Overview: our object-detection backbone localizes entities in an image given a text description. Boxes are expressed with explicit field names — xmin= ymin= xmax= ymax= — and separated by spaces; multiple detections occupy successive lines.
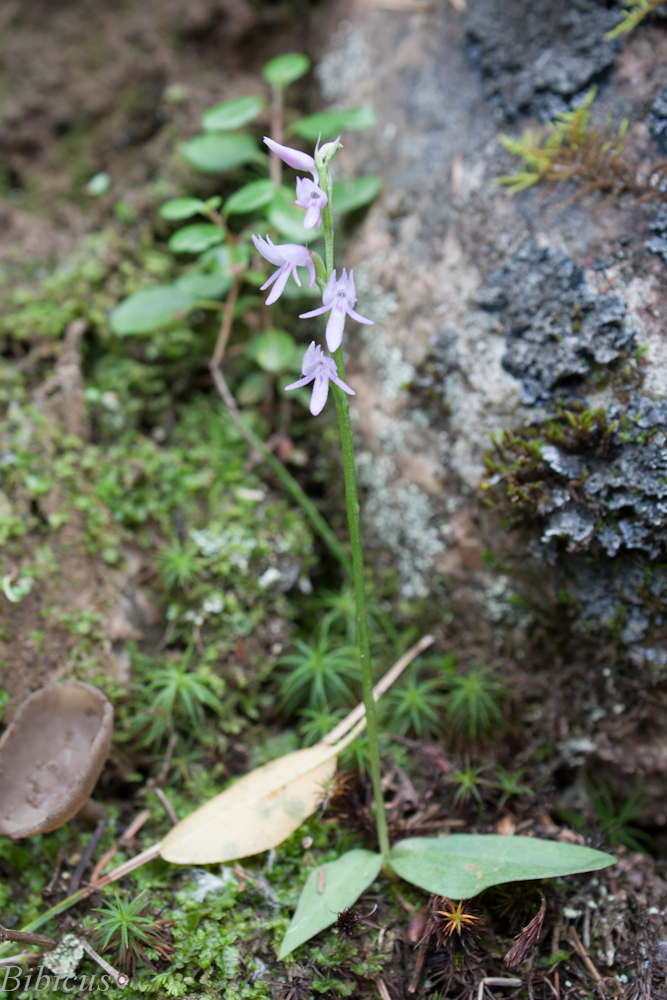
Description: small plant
xmin=492 ymin=766 xmax=535 ymax=807
xmin=91 ymin=891 xmax=174 ymax=977
xmin=587 ymin=778 xmax=656 ymax=852
xmin=446 ymin=664 xmax=505 ymax=742
xmin=133 ymin=645 xmax=225 ymax=745
xmin=279 ymin=623 xmax=360 ymax=714
xmin=386 ymin=667 xmax=447 ymax=739
xmin=156 ymin=539 xmax=201 ymax=590
xmin=497 ymin=87 xmax=667 ymax=204
xmin=450 ymin=762 xmax=487 ymax=807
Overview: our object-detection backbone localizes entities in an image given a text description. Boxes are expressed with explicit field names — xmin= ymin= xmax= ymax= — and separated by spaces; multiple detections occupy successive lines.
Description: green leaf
xmin=278 ymin=849 xmax=383 ymax=959
xmin=265 ymin=186 xmax=319 ymax=244
xmin=253 ymin=330 xmax=296 ymax=373
xmin=168 ymin=224 xmax=224 ymax=254
xmin=389 ymin=835 xmax=616 ymax=899
xmin=237 ymin=371 xmax=268 ymax=406
xmin=202 ymin=96 xmax=265 ymax=132
xmin=290 ymin=106 xmax=376 ymax=142
xmin=175 ymin=272 xmax=234 ymax=300
xmin=159 ymin=198 xmax=208 ymax=220
xmin=109 ymin=285 xmax=193 ymax=335
xmin=262 ymin=53 xmax=311 ymax=88
xmin=224 ymin=179 xmax=275 ymax=216
xmin=180 ymin=133 xmax=263 ymax=174
xmin=332 ymin=175 xmax=382 ymax=214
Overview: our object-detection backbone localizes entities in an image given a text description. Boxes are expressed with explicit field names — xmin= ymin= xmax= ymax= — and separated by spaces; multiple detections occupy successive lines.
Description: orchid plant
xmin=5 ymin=55 xmax=617 ymax=967
xmin=232 ymin=133 xmax=615 ymax=957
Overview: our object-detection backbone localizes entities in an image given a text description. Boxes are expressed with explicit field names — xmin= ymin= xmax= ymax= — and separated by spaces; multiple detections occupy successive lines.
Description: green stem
xmin=317 ymin=157 xmax=391 ymax=862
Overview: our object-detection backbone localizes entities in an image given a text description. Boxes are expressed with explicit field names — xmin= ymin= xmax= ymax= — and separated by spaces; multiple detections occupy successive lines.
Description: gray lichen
xmin=477 ymin=240 xmax=636 ymax=404
xmin=463 ymin=0 xmax=620 ymax=121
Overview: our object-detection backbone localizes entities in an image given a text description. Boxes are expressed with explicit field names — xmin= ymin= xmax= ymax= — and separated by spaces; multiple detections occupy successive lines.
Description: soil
xmin=2 ymin=0 xmax=667 ymax=996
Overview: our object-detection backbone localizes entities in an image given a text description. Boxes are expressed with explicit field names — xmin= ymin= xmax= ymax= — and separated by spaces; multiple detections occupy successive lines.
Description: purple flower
xmin=299 ymin=268 xmax=373 ymax=352
xmin=295 ymin=176 xmax=328 ymax=232
xmin=285 ymin=341 xmax=355 ymax=416
xmin=264 ymin=137 xmax=317 ymax=180
xmin=252 ymin=234 xmax=317 ymax=305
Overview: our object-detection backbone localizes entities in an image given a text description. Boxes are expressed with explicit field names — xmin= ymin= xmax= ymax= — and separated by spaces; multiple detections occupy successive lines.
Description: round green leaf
xmin=224 ymin=179 xmax=275 ymax=216
xmin=168 ymin=224 xmax=224 ymax=254
xmin=110 ymin=285 xmax=192 ymax=335
xmin=180 ymin=133 xmax=263 ymax=174
xmin=278 ymin=850 xmax=382 ymax=959
xmin=175 ymin=271 xmax=234 ymax=300
xmin=202 ymin=96 xmax=265 ymax=132
xmin=390 ymin=835 xmax=616 ymax=900
xmin=290 ymin=106 xmax=376 ymax=142
xmin=237 ymin=371 xmax=268 ymax=406
xmin=159 ymin=198 xmax=208 ymax=220
xmin=332 ymin=175 xmax=382 ymax=214
xmin=253 ymin=329 xmax=296 ymax=373
xmin=265 ymin=186 xmax=319 ymax=244
xmin=262 ymin=53 xmax=311 ymax=88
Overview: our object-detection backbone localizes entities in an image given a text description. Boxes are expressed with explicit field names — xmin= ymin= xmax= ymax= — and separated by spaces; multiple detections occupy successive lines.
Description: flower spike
xmin=285 ymin=341 xmax=355 ymax=416
xmin=251 ymin=234 xmax=317 ymax=305
xmin=299 ymin=269 xmax=373 ymax=352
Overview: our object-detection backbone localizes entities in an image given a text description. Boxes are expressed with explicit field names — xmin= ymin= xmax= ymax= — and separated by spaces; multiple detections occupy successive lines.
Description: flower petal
xmin=346 ymin=306 xmax=374 ymax=326
xmin=284 ymin=373 xmax=315 ymax=391
xmin=299 ymin=303 xmax=331 ymax=320
xmin=264 ymin=265 xmax=291 ymax=305
xmin=264 ymin=137 xmax=315 ymax=173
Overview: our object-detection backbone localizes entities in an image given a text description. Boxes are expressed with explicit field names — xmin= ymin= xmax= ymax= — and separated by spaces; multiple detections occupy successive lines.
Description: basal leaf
xmin=278 ymin=849 xmax=383 ymax=960
xmin=180 ymin=133 xmax=263 ymax=174
xmin=265 ymin=186 xmax=319 ymax=244
xmin=159 ymin=743 xmax=338 ymax=864
xmin=262 ymin=53 xmax=311 ymax=88
xmin=332 ymin=175 xmax=382 ymax=214
xmin=109 ymin=285 xmax=192 ymax=335
xmin=159 ymin=198 xmax=208 ymax=220
xmin=202 ymin=96 xmax=265 ymax=132
xmin=289 ymin=106 xmax=376 ymax=143
xmin=168 ymin=223 xmax=224 ymax=254
xmin=389 ymin=835 xmax=616 ymax=899
xmin=224 ymin=179 xmax=275 ymax=216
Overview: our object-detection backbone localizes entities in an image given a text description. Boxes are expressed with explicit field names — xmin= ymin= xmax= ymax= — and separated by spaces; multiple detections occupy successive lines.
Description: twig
xmin=0 ymin=927 xmax=56 ymax=949
xmin=80 ymin=939 xmax=128 ymax=989
xmin=89 ymin=808 xmax=152 ymax=883
xmin=323 ymin=634 xmax=435 ymax=745
xmin=376 ymin=978 xmax=392 ymax=1000
xmin=477 ymin=978 xmax=523 ymax=1000
xmin=67 ymin=818 xmax=108 ymax=896
xmin=151 ymin=787 xmax=178 ymax=826
xmin=569 ymin=926 xmax=608 ymax=997
xmin=0 ymin=952 xmax=42 ymax=967
xmin=211 ymin=276 xmax=242 ymax=371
